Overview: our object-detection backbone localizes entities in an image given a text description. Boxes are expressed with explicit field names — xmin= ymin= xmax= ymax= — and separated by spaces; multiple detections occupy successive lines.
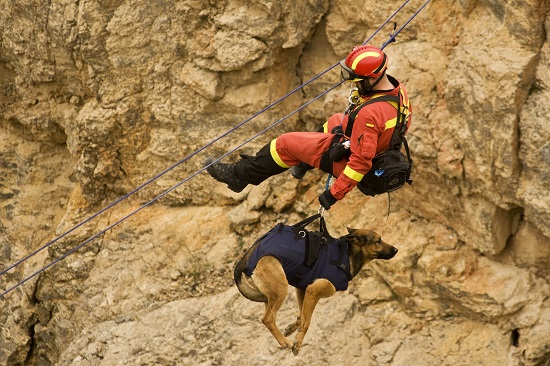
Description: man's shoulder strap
xmin=345 ymin=95 xmax=400 ymax=137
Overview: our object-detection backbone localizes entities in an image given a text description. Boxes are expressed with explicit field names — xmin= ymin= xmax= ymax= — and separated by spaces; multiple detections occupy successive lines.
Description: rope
xmin=0 ymin=0 xmax=429 ymax=299
xmin=0 ymin=69 xmax=336 ymax=278
xmin=0 ymin=82 xmax=344 ymax=299
xmin=0 ymin=1 xmax=410 ymax=280
xmin=318 ymin=173 xmax=333 ymax=218
xmin=381 ymin=0 xmax=432 ymax=49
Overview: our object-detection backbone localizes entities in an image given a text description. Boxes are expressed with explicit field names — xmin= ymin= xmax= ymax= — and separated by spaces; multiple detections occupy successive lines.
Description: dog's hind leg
xmin=284 ymin=289 xmax=305 ymax=337
xmin=292 ymin=279 xmax=336 ymax=356
xmin=253 ymin=256 xmax=293 ymax=349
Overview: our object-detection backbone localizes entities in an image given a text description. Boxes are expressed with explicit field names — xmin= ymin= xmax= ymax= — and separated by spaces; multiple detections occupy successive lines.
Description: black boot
xmin=204 ymin=158 xmax=248 ymax=193
xmin=290 ymin=162 xmax=313 ymax=179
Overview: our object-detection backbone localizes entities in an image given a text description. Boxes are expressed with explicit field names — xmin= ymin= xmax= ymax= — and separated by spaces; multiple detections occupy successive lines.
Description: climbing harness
xmin=319 ymin=0 xmax=432 ymax=203
xmin=351 ymin=92 xmax=412 ymax=196
xmin=0 ymin=0 xmax=431 ymax=299
xmin=318 ymin=92 xmax=412 ymax=190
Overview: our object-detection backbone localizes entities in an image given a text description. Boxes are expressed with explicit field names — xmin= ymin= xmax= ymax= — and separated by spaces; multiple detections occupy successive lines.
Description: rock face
xmin=0 ymin=1 xmax=549 ymax=365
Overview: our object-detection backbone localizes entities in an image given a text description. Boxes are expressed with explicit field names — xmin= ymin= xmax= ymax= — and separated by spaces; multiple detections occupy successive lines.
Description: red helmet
xmin=340 ymin=45 xmax=388 ymax=81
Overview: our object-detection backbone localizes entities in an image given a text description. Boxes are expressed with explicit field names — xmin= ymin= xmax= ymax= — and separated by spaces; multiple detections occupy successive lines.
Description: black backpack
xmin=343 ymin=93 xmax=413 ymax=197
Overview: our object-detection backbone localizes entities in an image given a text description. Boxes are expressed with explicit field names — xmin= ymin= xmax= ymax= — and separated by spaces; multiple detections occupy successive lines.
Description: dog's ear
xmin=345 ymin=228 xmax=362 ymax=246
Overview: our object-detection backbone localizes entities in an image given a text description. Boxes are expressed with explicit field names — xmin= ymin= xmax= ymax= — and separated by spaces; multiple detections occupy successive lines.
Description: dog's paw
xmin=291 ymin=340 xmax=301 ymax=356
xmin=284 ymin=323 xmax=299 ymax=337
xmin=280 ymin=338 xmax=293 ymax=349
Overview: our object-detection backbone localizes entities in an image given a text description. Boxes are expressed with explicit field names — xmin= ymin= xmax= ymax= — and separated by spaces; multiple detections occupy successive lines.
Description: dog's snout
xmin=379 ymin=245 xmax=398 ymax=260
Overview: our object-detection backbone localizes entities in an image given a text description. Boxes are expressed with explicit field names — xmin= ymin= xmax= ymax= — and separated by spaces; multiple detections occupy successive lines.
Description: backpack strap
xmin=344 ymin=95 xmax=400 ymax=138
xmin=345 ymin=90 xmax=414 ymax=156
xmin=388 ymin=88 xmax=411 ymax=151
xmin=389 ymin=89 xmax=413 ymax=173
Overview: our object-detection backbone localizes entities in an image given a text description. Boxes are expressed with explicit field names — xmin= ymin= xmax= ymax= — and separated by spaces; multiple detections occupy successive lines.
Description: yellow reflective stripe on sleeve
xmin=385 ymin=117 xmax=397 ymax=130
xmin=270 ymin=139 xmax=291 ymax=168
xmin=323 ymin=121 xmax=329 ymax=133
xmin=343 ymin=165 xmax=364 ymax=182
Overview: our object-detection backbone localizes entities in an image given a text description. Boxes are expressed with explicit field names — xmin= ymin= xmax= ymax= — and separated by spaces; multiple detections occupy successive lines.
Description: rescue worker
xmin=205 ymin=45 xmax=412 ymax=210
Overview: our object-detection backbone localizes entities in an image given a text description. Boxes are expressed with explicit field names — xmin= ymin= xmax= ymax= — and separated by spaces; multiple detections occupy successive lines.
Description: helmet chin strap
xmin=357 ymin=73 xmax=385 ymax=96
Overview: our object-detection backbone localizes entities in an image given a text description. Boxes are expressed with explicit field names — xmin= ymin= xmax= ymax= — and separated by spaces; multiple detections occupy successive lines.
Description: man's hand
xmin=318 ymin=190 xmax=337 ymax=210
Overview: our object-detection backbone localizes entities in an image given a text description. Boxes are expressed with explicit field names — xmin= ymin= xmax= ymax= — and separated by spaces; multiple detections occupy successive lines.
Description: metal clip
xmin=345 ymin=87 xmax=360 ymax=114
xmin=388 ymin=22 xmax=397 ymax=44
xmin=348 ymin=87 xmax=360 ymax=105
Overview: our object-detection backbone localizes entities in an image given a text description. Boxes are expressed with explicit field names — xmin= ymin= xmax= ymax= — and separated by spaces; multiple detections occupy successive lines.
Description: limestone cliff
xmin=1 ymin=0 xmax=549 ymax=365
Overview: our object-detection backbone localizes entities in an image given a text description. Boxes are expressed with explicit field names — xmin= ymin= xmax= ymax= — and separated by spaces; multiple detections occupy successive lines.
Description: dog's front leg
xmin=292 ymin=279 xmax=336 ymax=356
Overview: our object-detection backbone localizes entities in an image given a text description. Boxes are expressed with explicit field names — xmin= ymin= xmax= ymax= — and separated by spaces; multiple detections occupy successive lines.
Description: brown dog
xmin=234 ymin=227 xmax=398 ymax=355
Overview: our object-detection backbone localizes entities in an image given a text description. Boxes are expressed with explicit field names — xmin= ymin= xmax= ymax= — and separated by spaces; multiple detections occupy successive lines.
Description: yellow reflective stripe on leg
xmin=270 ymin=139 xmax=291 ymax=168
xmin=343 ymin=165 xmax=364 ymax=182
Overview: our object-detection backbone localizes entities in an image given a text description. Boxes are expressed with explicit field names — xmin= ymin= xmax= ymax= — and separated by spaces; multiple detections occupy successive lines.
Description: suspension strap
xmin=344 ymin=95 xmax=400 ymax=138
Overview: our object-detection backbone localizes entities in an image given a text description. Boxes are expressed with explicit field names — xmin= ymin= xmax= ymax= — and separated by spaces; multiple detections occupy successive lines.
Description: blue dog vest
xmin=244 ymin=224 xmax=351 ymax=291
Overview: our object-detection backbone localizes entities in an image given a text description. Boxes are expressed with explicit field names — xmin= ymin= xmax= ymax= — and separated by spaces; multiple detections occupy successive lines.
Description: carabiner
xmin=318 ymin=205 xmax=325 ymax=218
xmin=348 ymin=87 xmax=360 ymax=106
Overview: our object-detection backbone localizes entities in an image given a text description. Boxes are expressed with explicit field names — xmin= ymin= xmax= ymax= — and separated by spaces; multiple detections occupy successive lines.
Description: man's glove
xmin=318 ymin=190 xmax=338 ymax=210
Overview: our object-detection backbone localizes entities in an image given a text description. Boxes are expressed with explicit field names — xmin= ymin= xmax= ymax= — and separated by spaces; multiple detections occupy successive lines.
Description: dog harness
xmin=243 ymin=220 xmax=351 ymax=292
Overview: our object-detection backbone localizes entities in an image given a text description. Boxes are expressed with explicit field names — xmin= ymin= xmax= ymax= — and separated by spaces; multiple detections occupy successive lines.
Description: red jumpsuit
xmin=271 ymin=80 xmax=411 ymax=201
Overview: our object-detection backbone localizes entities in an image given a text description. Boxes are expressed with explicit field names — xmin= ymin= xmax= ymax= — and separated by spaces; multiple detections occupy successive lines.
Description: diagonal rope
xmin=0 ymin=81 xmax=344 ymax=299
xmin=381 ymin=0 xmax=432 ymax=49
xmin=0 ymin=0 xmax=411 ymax=279
xmin=1 ymin=0 xmax=434 ymax=299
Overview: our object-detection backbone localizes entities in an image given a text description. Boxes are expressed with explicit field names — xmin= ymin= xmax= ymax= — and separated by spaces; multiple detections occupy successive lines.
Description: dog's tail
xmin=234 ymin=238 xmax=268 ymax=303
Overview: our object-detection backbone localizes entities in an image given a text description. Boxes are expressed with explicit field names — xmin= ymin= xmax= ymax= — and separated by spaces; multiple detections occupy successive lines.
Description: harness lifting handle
xmin=318 ymin=205 xmax=326 ymax=218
